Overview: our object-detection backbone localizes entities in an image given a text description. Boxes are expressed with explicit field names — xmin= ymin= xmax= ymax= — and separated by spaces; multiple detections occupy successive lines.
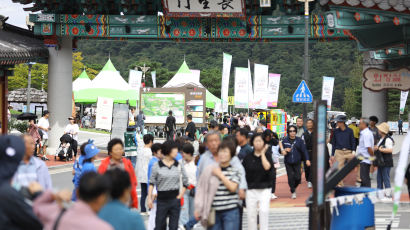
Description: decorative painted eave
xmin=320 ymin=0 xmax=410 ymax=14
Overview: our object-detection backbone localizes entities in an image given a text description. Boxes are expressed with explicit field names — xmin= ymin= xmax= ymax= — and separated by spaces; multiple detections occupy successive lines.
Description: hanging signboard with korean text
xmin=228 ymin=96 xmax=234 ymax=106
xmin=234 ymin=67 xmax=249 ymax=109
xmin=162 ymin=0 xmax=246 ymax=17
xmin=129 ymin=70 xmax=142 ymax=91
xmin=400 ymin=91 xmax=408 ymax=115
xmin=321 ymin=76 xmax=334 ymax=110
xmin=267 ymin=73 xmax=281 ymax=108
xmin=363 ymin=68 xmax=410 ymax=92
xmin=221 ymin=53 xmax=232 ymax=112
xmin=253 ymin=64 xmax=269 ymax=110
xmin=96 ymin=97 xmax=114 ymax=131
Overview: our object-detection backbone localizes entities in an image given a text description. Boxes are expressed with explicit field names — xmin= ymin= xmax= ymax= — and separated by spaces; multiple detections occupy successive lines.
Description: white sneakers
xmin=291 ymin=193 xmax=297 ymax=199
xmin=307 ymin=182 xmax=312 ymax=188
xmin=271 ymin=193 xmax=278 ymax=200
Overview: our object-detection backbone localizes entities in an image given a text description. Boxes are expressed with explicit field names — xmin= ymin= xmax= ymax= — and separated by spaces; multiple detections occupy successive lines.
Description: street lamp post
xmin=137 ymin=63 xmax=150 ymax=85
xmin=26 ymin=62 xmax=36 ymax=113
xmin=299 ymin=0 xmax=313 ymax=123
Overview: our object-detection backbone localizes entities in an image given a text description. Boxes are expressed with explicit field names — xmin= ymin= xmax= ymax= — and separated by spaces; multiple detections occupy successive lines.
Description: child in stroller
xmin=55 ymin=134 xmax=73 ymax=161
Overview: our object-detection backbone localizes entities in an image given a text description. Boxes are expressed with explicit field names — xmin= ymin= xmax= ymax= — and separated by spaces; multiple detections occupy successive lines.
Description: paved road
xmin=49 ymin=133 xmax=410 ymax=229
xmin=78 ymin=131 xmax=111 ymax=150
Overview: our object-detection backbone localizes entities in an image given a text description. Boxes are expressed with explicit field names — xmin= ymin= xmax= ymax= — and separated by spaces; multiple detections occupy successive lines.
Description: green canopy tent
xmin=74 ymin=59 xmax=138 ymax=106
xmin=206 ymin=90 xmax=221 ymax=109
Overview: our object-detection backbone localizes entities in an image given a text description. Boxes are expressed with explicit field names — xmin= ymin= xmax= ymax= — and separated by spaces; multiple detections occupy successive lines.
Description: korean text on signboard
xmin=163 ymin=0 xmax=245 ymax=17
xmin=363 ymin=68 xmax=410 ymax=92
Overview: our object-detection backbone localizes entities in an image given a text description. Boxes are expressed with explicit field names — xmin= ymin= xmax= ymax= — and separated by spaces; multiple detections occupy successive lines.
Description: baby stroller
xmin=55 ymin=134 xmax=73 ymax=161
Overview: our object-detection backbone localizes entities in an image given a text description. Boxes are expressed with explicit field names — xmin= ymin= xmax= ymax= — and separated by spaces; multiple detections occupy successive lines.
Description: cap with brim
xmin=351 ymin=117 xmax=357 ymax=123
xmin=0 ymin=136 xmax=25 ymax=182
xmin=84 ymin=142 xmax=100 ymax=160
xmin=68 ymin=117 xmax=74 ymax=120
xmin=376 ymin=122 xmax=390 ymax=134
xmin=336 ymin=115 xmax=347 ymax=123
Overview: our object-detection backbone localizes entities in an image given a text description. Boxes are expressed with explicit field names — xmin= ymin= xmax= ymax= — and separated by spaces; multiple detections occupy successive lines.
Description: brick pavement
xmin=271 ymin=167 xmax=409 ymax=209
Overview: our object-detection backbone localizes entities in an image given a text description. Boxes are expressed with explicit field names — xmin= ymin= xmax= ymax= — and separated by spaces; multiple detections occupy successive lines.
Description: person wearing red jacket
xmin=98 ymin=138 xmax=138 ymax=209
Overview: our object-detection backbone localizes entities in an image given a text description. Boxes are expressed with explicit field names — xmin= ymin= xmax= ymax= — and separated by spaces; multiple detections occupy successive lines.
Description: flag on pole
xmin=221 ymin=53 xmax=232 ymax=112
xmin=388 ymin=133 xmax=410 ymax=229
xmin=247 ymin=60 xmax=254 ymax=109
xmin=128 ymin=70 xmax=142 ymax=90
xmin=321 ymin=76 xmax=335 ymax=110
xmin=400 ymin=91 xmax=408 ymax=114
xmin=151 ymin=71 xmax=157 ymax=88
xmin=253 ymin=64 xmax=269 ymax=110
xmin=234 ymin=67 xmax=249 ymax=109
xmin=267 ymin=73 xmax=281 ymax=107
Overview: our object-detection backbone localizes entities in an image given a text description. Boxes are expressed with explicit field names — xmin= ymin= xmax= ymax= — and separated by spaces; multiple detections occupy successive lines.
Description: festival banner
xmin=151 ymin=71 xmax=157 ymax=88
xmin=389 ymin=132 xmax=410 ymax=228
xmin=267 ymin=73 xmax=281 ymax=107
xmin=248 ymin=60 xmax=254 ymax=109
xmin=234 ymin=67 xmax=249 ymax=108
xmin=253 ymin=64 xmax=269 ymax=110
xmin=400 ymin=91 xmax=408 ymax=114
xmin=96 ymin=97 xmax=114 ymax=131
xmin=221 ymin=53 xmax=232 ymax=112
xmin=321 ymin=76 xmax=335 ymax=110
xmin=128 ymin=69 xmax=142 ymax=90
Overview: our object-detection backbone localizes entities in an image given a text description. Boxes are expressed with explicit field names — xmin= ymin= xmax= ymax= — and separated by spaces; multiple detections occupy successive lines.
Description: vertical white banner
xmin=129 ymin=70 xmax=142 ymax=90
xmin=234 ymin=67 xmax=249 ymax=108
xmin=267 ymin=73 xmax=281 ymax=107
xmin=151 ymin=71 xmax=157 ymax=88
xmin=400 ymin=91 xmax=408 ymax=114
xmin=253 ymin=64 xmax=269 ymax=110
xmin=221 ymin=53 xmax=232 ymax=112
xmin=321 ymin=76 xmax=335 ymax=110
xmin=96 ymin=97 xmax=114 ymax=131
xmin=248 ymin=60 xmax=254 ymax=109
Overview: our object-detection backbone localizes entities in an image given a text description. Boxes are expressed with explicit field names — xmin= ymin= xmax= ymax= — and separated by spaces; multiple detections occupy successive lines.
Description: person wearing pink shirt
xmin=33 ymin=172 xmax=113 ymax=230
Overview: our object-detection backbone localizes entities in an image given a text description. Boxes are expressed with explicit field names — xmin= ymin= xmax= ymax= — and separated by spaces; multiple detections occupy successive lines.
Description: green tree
xmin=8 ymin=52 xmax=98 ymax=91
xmin=343 ymin=54 xmax=362 ymax=118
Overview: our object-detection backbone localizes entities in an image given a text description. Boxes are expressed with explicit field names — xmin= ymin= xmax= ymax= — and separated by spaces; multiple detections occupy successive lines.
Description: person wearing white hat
xmin=374 ymin=122 xmax=394 ymax=198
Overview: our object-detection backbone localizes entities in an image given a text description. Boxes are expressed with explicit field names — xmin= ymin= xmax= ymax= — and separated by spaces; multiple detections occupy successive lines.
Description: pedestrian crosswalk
xmin=136 ymin=209 xmax=406 ymax=230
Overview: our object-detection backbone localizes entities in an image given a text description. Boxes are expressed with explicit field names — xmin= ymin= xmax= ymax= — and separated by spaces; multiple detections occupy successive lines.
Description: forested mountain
xmin=77 ymin=40 xmax=371 ymax=117
xmin=9 ymin=39 xmax=406 ymax=120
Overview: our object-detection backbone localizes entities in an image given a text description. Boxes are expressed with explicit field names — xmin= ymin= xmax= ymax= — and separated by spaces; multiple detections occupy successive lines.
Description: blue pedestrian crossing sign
xmin=292 ymin=80 xmax=313 ymax=103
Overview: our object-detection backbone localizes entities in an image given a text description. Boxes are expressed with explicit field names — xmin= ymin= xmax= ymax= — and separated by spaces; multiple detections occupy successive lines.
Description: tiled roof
xmin=0 ymin=23 xmax=48 ymax=65
xmin=8 ymin=88 xmax=47 ymax=103
xmin=321 ymin=0 xmax=410 ymax=13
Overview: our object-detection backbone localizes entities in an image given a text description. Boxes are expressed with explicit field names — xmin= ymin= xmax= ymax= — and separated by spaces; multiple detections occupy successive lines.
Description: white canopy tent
xmin=162 ymin=61 xmax=221 ymax=109
xmin=72 ymin=70 xmax=92 ymax=92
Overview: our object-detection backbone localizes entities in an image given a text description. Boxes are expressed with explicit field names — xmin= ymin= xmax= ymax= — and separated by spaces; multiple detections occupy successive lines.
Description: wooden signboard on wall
xmin=363 ymin=68 xmax=410 ymax=92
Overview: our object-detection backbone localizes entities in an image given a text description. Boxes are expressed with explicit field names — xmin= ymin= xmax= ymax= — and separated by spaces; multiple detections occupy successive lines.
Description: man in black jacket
xmin=303 ymin=119 xmax=314 ymax=188
xmin=185 ymin=115 xmax=196 ymax=141
xmin=165 ymin=110 xmax=176 ymax=141
xmin=0 ymin=135 xmax=43 ymax=230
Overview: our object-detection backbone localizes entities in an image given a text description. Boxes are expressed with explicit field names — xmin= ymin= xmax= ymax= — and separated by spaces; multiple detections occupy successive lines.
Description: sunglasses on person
xmin=289 ymin=129 xmax=297 ymax=133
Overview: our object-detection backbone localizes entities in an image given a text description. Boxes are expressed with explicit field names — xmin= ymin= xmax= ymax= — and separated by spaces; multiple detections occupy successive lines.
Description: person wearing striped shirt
xmin=210 ymin=140 xmax=241 ymax=230
xmin=148 ymin=140 xmax=188 ymax=230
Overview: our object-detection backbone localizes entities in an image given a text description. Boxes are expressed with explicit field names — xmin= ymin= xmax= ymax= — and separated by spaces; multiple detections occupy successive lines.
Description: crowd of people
xmin=1 ymin=109 xmax=410 ymax=230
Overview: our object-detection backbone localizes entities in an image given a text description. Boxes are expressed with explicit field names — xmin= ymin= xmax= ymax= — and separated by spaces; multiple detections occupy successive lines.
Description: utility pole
xmin=299 ymin=0 xmax=313 ymax=123
xmin=26 ymin=62 xmax=35 ymax=113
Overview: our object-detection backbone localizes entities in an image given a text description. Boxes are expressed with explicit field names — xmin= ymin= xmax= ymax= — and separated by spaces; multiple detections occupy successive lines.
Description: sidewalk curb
xmin=48 ymin=159 xmax=103 ymax=170
xmin=47 ymin=150 xmax=107 ymax=170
